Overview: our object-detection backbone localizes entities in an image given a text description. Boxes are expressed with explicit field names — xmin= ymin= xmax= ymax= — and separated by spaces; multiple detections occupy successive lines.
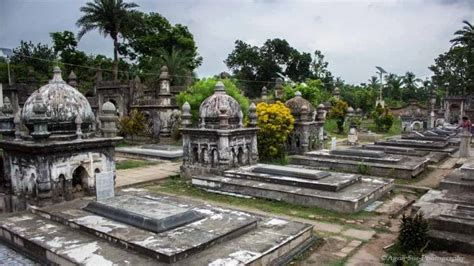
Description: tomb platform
xmin=362 ymin=144 xmax=449 ymax=165
xmin=192 ymin=164 xmax=394 ymax=213
xmin=413 ymin=189 xmax=474 ymax=254
xmin=0 ymin=192 xmax=315 ymax=265
xmin=290 ymin=149 xmax=428 ymax=178
xmin=439 ymin=161 xmax=474 ymax=192
xmin=374 ymin=138 xmax=458 ymax=153
xmin=116 ymin=145 xmax=182 ymax=160
xmin=402 ymin=131 xmax=450 ymax=142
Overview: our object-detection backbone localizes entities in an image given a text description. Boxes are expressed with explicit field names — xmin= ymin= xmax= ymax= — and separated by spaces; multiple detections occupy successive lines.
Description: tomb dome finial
xmin=285 ymin=91 xmax=315 ymax=116
xmin=199 ymin=81 xmax=242 ymax=129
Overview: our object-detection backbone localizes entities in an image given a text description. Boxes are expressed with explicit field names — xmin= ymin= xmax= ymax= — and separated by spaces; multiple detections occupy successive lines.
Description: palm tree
xmin=385 ymin=74 xmax=403 ymax=101
xmin=368 ymin=76 xmax=379 ymax=89
xmin=76 ymin=0 xmax=138 ymax=80
xmin=451 ymin=21 xmax=474 ymax=86
xmin=451 ymin=20 xmax=474 ymax=47
xmin=402 ymin=72 xmax=421 ymax=102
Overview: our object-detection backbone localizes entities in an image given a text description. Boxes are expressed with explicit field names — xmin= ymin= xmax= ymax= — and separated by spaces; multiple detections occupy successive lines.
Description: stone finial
xmin=134 ymin=75 xmax=141 ymax=84
xmin=218 ymin=105 xmax=229 ymax=129
xmin=27 ymin=68 xmax=36 ymax=84
xmin=75 ymin=115 xmax=83 ymax=139
xmin=295 ymin=91 xmax=302 ymax=97
xmin=220 ymin=71 xmax=231 ymax=79
xmin=238 ymin=110 xmax=244 ymax=128
xmin=2 ymin=97 xmax=13 ymax=115
xmin=249 ymin=102 xmax=257 ymax=127
xmin=99 ymin=101 xmax=118 ymax=138
xmin=14 ymin=109 xmax=21 ymax=141
xmin=30 ymin=95 xmax=51 ymax=140
xmin=274 ymin=78 xmax=284 ymax=101
xmin=159 ymin=65 xmax=170 ymax=80
xmin=50 ymin=66 xmax=64 ymax=83
xmin=214 ymin=81 xmax=226 ymax=93
xmin=95 ymin=68 xmax=103 ymax=82
xmin=261 ymin=86 xmax=268 ymax=101
xmin=181 ymin=102 xmax=192 ymax=128
xmin=317 ymin=103 xmax=326 ymax=121
xmin=347 ymin=106 xmax=355 ymax=117
xmin=68 ymin=70 xmax=78 ymax=87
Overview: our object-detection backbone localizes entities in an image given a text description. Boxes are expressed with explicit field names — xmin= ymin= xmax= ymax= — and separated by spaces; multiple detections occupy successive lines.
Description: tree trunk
xmin=113 ymin=36 xmax=119 ymax=81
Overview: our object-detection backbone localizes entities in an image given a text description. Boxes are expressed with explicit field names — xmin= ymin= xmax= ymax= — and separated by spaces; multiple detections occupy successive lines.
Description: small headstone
xmin=96 ymin=171 xmax=115 ymax=201
xmin=331 ymin=137 xmax=337 ymax=150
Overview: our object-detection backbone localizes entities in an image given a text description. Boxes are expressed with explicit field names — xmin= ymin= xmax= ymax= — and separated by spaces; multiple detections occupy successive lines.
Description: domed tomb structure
xmin=285 ymin=91 xmax=326 ymax=154
xmin=0 ymin=67 xmax=122 ymax=209
xmin=180 ymin=81 xmax=259 ymax=178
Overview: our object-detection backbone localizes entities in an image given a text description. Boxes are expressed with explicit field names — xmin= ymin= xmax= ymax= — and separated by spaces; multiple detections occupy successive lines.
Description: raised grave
xmin=362 ymin=144 xmax=448 ymax=165
xmin=0 ymin=192 xmax=315 ymax=265
xmin=116 ymin=145 xmax=182 ymax=160
xmin=290 ymin=149 xmax=428 ymax=178
xmin=374 ymin=138 xmax=457 ymax=153
xmin=84 ymin=195 xmax=204 ymax=234
xmin=192 ymin=164 xmax=394 ymax=213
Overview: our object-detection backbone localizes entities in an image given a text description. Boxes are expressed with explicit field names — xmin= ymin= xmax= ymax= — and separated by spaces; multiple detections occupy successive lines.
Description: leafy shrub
xmin=398 ymin=213 xmax=429 ymax=255
xmin=283 ymin=79 xmax=330 ymax=107
xmin=118 ymin=109 xmax=146 ymax=140
xmin=256 ymin=101 xmax=295 ymax=161
xmin=176 ymin=78 xmax=249 ymax=124
xmin=357 ymin=162 xmax=371 ymax=175
xmin=329 ymin=99 xmax=349 ymax=133
xmin=372 ymin=104 xmax=394 ymax=132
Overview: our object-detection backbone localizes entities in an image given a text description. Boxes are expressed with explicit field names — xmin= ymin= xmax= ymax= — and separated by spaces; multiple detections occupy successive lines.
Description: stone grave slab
xmin=17 ymin=193 xmax=315 ymax=265
xmin=251 ymin=164 xmax=330 ymax=179
xmin=225 ymin=165 xmax=360 ymax=192
xmin=116 ymin=145 xmax=182 ymax=160
xmin=330 ymin=149 xmax=386 ymax=158
xmin=193 ymin=167 xmax=394 ymax=213
xmin=84 ymin=195 xmax=204 ymax=234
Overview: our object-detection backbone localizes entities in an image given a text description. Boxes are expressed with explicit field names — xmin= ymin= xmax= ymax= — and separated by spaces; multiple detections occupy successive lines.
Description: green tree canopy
xmin=76 ymin=0 xmax=139 ymax=80
xmin=225 ymin=39 xmax=334 ymax=98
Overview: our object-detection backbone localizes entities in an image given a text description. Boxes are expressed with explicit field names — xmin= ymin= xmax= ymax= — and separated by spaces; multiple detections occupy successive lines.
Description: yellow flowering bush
xmin=256 ymin=101 xmax=295 ymax=161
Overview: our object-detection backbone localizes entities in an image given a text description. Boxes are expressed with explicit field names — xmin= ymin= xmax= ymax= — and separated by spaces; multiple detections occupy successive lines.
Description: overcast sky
xmin=1 ymin=0 xmax=473 ymax=84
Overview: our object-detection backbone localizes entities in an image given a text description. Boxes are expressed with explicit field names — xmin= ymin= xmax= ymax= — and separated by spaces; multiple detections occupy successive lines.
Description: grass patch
xmin=116 ymin=160 xmax=159 ymax=170
xmin=147 ymin=176 xmax=377 ymax=224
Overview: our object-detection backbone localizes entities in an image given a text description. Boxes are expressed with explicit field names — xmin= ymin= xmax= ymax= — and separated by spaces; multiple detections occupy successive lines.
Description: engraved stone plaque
xmin=96 ymin=171 xmax=115 ymax=201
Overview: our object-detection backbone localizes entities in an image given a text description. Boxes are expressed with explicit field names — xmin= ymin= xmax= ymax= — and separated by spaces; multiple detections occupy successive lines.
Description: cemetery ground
xmin=111 ymin=145 xmax=474 ymax=265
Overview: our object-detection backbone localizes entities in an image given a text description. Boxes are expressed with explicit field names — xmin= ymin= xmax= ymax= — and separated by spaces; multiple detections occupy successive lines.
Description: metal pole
xmin=7 ymin=59 xmax=11 ymax=85
xmin=379 ymin=71 xmax=383 ymax=101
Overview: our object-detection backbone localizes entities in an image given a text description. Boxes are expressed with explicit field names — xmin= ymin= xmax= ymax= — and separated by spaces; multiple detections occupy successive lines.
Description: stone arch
xmin=72 ymin=166 xmax=88 ymax=194
xmin=211 ymin=149 xmax=218 ymax=167
xmin=296 ymin=134 xmax=301 ymax=148
xmin=231 ymin=148 xmax=237 ymax=166
xmin=26 ymin=173 xmax=36 ymax=197
xmin=57 ymin=174 xmax=67 ymax=199
xmin=237 ymin=147 xmax=244 ymax=165
xmin=246 ymin=145 xmax=252 ymax=165
xmin=201 ymin=147 xmax=208 ymax=164
xmin=94 ymin=168 xmax=101 ymax=174
xmin=411 ymin=121 xmax=423 ymax=131
xmin=192 ymin=147 xmax=199 ymax=164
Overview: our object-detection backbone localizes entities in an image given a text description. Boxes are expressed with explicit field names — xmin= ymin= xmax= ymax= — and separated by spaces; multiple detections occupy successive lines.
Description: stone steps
xmin=0 ymin=194 xmax=316 ymax=265
xmin=224 ymin=169 xmax=360 ymax=192
xmin=192 ymin=174 xmax=393 ymax=213
xmin=428 ymin=230 xmax=474 ymax=254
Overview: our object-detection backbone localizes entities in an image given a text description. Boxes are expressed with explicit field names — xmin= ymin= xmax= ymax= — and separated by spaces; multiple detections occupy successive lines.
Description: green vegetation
xmin=176 ymin=78 xmax=249 ymax=124
xmin=148 ymin=176 xmax=375 ymax=225
xmin=256 ymin=101 xmax=294 ymax=161
xmin=383 ymin=213 xmax=429 ymax=265
xmin=116 ymin=159 xmax=158 ymax=170
xmin=329 ymin=99 xmax=349 ymax=134
xmin=118 ymin=109 xmax=146 ymax=140
xmin=357 ymin=162 xmax=372 ymax=175
xmin=372 ymin=104 xmax=395 ymax=132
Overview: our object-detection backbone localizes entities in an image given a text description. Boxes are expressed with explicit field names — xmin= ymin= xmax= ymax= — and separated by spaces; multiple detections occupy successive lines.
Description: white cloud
xmin=1 ymin=0 xmax=473 ymax=84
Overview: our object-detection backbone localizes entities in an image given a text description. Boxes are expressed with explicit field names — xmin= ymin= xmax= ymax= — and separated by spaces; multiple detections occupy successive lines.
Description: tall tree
xmin=123 ymin=12 xmax=202 ymax=81
xmin=401 ymin=71 xmax=421 ymax=102
xmin=9 ymin=41 xmax=56 ymax=82
xmin=76 ymin=0 xmax=138 ymax=80
xmin=384 ymin=73 xmax=403 ymax=101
